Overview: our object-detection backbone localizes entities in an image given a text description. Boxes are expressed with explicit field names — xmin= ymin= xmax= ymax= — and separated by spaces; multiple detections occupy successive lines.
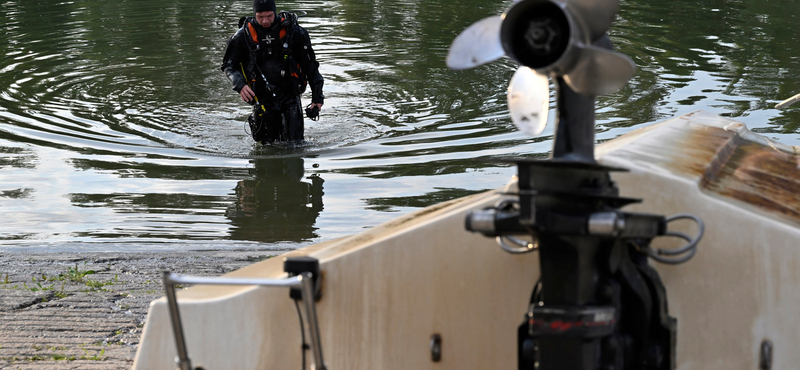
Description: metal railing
xmin=162 ymin=271 xmax=327 ymax=370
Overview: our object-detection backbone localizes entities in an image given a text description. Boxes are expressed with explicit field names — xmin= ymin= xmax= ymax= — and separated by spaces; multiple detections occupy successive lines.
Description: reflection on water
xmin=228 ymin=158 xmax=324 ymax=242
xmin=0 ymin=0 xmax=799 ymax=250
xmin=609 ymin=0 xmax=800 ymax=135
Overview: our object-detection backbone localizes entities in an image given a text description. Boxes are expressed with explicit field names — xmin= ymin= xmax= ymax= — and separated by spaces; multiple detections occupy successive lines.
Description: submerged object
xmin=775 ymin=92 xmax=800 ymax=109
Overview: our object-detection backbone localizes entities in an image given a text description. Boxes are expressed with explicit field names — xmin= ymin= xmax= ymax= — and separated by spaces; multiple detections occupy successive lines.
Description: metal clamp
xmin=163 ymin=272 xmax=327 ymax=370
xmin=643 ymin=213 xmax=704 ymax=265
xmin=492 ymin=199 xmax=539 ymax=254
xmin=496 ymin=235 xmax=539 ymax=254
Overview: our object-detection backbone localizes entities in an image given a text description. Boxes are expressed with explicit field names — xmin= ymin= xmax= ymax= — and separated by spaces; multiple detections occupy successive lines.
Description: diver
xmin=221 ymin=0 xmax=324 ymax=144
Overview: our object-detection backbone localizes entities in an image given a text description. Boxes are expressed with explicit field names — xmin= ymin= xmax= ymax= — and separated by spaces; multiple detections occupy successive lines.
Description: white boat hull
xmin=133 ymin=111 xmax=800 ymax=369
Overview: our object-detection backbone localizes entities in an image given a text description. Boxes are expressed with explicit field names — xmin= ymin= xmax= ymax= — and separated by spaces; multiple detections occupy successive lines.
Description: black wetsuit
xmin=221 ymin=15 xmax=324 ymax=143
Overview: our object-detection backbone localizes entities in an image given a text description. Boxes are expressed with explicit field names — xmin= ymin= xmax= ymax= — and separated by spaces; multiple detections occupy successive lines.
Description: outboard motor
xmin=448 ymin=1 xmax=703 ymax=369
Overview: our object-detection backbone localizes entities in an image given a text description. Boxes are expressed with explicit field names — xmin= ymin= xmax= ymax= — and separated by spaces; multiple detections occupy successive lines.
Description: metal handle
xmin=162 ymin=272 xmax=327 ymax=370
xmin=163 ymin=272 xmax=193 ymax=370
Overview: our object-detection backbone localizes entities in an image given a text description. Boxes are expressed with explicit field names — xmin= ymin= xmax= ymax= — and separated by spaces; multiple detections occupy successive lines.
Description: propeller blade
xmin=566 ymin=0 xmax=619 ymax=41
xmin=507 ymin=66 xmax=550 ymax=136
xmin=446 ymin=15 xmax=505 ymax=70
xmin=563 ymin=44 xmax=635 ymax=96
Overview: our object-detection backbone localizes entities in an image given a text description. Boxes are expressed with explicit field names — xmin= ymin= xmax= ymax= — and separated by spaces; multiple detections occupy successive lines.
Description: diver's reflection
xmin=227 ymin=157 xmax=324 ymax=242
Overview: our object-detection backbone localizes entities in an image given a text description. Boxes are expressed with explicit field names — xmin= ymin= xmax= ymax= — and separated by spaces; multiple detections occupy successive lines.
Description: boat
xmin=131 ymin=109 xmax=800 ymax=370
xmin=132 ymin=0 xmax=800 ymax=369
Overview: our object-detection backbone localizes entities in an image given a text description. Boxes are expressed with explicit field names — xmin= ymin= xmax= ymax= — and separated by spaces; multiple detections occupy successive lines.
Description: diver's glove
xmin=305 ymin=104 xmax=320 ymax=121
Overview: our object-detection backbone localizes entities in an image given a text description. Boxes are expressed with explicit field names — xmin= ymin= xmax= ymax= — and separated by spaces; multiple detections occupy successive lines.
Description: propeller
xmin=446 ymin=0 xmax=635 ymax=136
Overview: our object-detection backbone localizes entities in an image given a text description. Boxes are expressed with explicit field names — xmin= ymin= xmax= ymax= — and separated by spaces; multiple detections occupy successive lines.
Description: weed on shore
xmin=0 ymin=345 xmax=107 ymax=363
xmin=0 ymin=263 xmax=119 ymax=298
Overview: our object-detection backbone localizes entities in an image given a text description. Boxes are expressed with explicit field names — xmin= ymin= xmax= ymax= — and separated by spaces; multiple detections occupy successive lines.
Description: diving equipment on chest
xmin=248 ymin=24 xmax=284 ymax=57
xmin=239 ymin=13 xmax=309 ymax=96
xmin=241 ymin=16 xmax=292 ymax=56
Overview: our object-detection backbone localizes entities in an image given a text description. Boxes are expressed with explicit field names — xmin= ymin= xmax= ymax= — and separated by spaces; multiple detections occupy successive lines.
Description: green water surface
xmin=0 ymin=0 xmax=798 ymax=250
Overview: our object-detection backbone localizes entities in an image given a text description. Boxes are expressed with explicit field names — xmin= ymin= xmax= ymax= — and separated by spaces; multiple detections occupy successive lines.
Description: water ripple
xmin=1 ymin=0 xmax=799 ymax=250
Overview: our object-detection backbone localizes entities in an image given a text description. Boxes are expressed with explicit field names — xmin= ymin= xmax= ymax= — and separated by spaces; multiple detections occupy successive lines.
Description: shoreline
xmin=0 ymin=249 xmax=287 ymax=370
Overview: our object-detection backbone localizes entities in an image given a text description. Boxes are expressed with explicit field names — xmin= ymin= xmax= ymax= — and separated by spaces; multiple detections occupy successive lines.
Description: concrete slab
xmin=0 ymin=249 xmax=289 ymax=369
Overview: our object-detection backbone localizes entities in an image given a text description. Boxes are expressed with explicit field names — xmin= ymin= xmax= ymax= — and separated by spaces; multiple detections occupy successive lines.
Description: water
xmin=1 ymin=0 xmax=798 ymax=251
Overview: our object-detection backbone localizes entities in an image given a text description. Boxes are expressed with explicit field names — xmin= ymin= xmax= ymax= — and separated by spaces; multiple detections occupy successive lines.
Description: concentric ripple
xmin=0 ymin=0 xmax=798 ymax=250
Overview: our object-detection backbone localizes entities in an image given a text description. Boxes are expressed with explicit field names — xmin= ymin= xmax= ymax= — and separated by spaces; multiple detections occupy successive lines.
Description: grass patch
xmin=13 ymin=263 xmax=120 ymax=295
xmin=16 ymin=353 xmax=76 ymax=362
xmin=243 ymin=254 xmax=272 ymax=262
xmin=0 ymin=356 xmax=19 ymax=363
xmin=51 ymin=353 xmax=76 ymax=361
xmin=80 ymin=348 xmax=105 ymax=361
xmin=20 ymin=280 xmax=68 ymax=299
xmin=59 ymin=263 xmax=96 ymax=283
xmin=4 ymin=263 xmax=114 ymax=298
xmin=84 ymin=274 xmax=118 ymax=292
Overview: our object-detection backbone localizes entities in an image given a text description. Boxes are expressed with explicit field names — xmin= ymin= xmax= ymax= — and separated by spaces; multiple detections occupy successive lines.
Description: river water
xmin=1 ymin=0 xmax=798 ymax=251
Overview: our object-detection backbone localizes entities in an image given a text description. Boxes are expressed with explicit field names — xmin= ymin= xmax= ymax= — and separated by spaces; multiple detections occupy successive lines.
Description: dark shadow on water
xmin=364 ymin=187 xmax=488 ymax=212
xmin=226 ymin=157 xmax=324 ymax=243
